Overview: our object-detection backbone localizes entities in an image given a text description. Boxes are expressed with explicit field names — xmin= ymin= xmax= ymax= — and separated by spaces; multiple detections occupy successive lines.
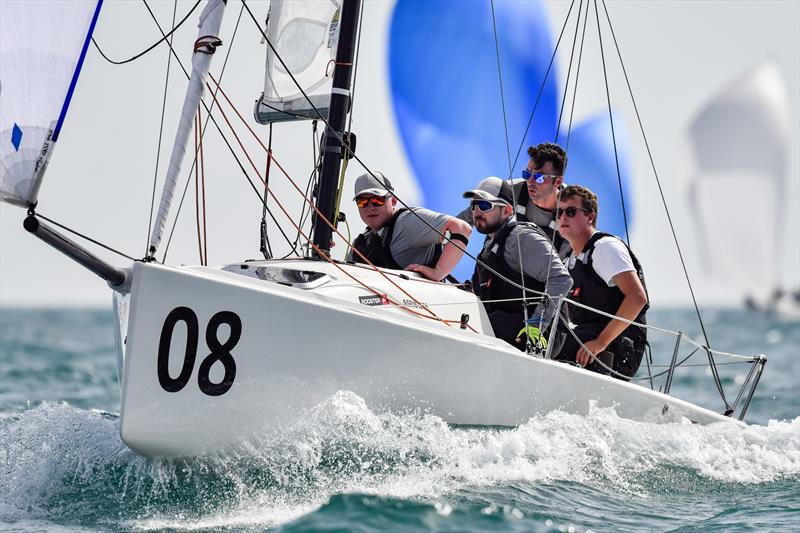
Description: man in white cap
xmin=464 ymin=179 xmax=572 ymax=350
xmin=348 ymin=171 xmax=472 ymax=281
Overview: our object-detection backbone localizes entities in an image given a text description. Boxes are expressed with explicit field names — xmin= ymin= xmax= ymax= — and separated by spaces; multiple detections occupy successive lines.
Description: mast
xmin=311 ymin=0 xmax=362 ymax=257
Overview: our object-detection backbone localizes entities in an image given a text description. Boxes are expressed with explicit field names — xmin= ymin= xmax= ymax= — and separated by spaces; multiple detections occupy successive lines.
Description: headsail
xmin=148 ymin=0 xmax=226 ymax=257
xmin=0 ymin=0 xmax=103 ymax=207
xmin=254 ymin=0 xmax=341 ymax=124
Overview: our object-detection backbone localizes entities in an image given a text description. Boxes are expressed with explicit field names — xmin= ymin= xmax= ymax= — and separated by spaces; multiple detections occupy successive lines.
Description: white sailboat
xmin=1 ymin=0 xmax=768 ymax=457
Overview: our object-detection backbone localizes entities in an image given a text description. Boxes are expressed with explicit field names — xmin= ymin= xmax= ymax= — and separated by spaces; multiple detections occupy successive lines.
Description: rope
xmin=508 ymin=0 xmax=578 ymax=179
xmin=554 ymin=0 xmax=584 ymax=144
xmin=598 ymin=0 xmax=728 ymax=410
xmin=145 ymin=0 xmax=178 ymax=256
xmin=194 ymin=111 xmax=204 ymax=264
xmin=564 ymin=0 xmax=590 ymax=153
xmin=91 ymin=0 xmax=203 ymax=66
xmin=34 ymin=212 xmax=136 ymax=262
xmin=491 ymin=0 xmax=533 ymax=348
xmin=593 ymin=0 xmax=630 ymax=247
xmin=260 ymin=123 xmax=274 ymax=260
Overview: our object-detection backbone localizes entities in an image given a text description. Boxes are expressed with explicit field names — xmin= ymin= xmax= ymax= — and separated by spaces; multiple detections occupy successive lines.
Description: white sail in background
xmin=254 ymin=0 xmax=341 ymax=124
xmin=687 ymin=62 xmax=790 ymax=293
xmin=0 ymin=0 xmax=102 ymax=208
xmin=148 ymin=0 xmax=226 ymax=257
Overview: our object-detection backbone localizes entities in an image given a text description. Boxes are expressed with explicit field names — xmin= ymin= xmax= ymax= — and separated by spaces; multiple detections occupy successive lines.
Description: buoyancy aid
xmin=566 ymin=232 xmax=648 ymax=341
xmin=501 ymin=181 xmax=568 ymax=254
xmin=351 ymin=208 xmax=442 ymax=270
xmin=473 ymin=221 xmax=546 ymax=315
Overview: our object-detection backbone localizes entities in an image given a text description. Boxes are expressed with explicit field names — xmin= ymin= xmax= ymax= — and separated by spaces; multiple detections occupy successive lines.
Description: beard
xmin=475 ymin=215 xmax=506 ymax=235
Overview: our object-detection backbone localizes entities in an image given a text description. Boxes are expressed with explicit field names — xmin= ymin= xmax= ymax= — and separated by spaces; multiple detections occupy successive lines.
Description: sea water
xmin=1 ymin=308 xmax=798 ymax=532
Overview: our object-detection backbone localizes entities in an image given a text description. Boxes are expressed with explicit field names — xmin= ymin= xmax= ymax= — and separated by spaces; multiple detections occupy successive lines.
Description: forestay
xmin=0 ymin=0 xmax=102 ymax=207
xmin=254 ymin=0 xmax=341 ymax=124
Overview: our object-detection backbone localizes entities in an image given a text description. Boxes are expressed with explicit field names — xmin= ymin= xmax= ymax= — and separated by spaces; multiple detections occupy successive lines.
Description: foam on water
xmin=1 ymin=392 xmax=797 ymax=530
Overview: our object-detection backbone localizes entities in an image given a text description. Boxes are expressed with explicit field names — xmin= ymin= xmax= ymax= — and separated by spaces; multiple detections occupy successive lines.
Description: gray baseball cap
xmin=462 ymin=176 xmax=510 ymax=204
xmin=353 ymin=171 xmax=394 ymax=199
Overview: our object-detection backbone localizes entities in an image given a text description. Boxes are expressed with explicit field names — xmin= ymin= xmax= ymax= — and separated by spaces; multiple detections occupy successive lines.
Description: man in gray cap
xmin=348 ymin=171 xmax=471 ymax=281
xmin=464 ymin=179 xmax=572 ymax=350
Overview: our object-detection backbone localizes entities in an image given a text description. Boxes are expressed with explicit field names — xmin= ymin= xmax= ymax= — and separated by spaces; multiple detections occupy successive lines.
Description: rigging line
xmin=145 ymin=0 xmax=178 ymax=257
xmin=554 ymin=0 xmax=584 ymax=144
xmin=260 ymin=123 xmax=274 ymax=260
xmin=194 ymin=111 xmax=204 ymax=263
xmin=593 ymin=0 xmax=630 ymax=247
xmin=564 ymin=0 xmax=590 ymax=153
xmin=490 ymin=0 xmax=513 ymax=177
xmin=491 ymin=0 xmax=532 ymax=347
xmin=598 ymin=0 xmax=724 ymax=405
xmin=237 ymin=0 xmax=562 ymax=303
xmin=91 ymin=0 xmax=203 ymax=66
xmin=199 ymin=106 xmax=209 ymax=265
xmin=346 ymin=0 xmax=365 ymax=134
xmin=34 ymin=212 xmax=136 ymax=262
xmin=508 ymin=0 xmax=577 ymax=177
xmin=156 ymin=1 xmax=264 ymax=261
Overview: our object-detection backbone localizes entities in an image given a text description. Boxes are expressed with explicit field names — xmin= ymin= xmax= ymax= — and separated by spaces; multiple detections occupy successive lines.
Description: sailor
xmin=457 ymin=142 xmax=571 ymax=256
xmin=349 ymin=171 xmax=472 ymax=281
xmin=554 ymin=185 xmax=649 ymax=380
xmin=465 ymin=180 xmax=572 ymax=350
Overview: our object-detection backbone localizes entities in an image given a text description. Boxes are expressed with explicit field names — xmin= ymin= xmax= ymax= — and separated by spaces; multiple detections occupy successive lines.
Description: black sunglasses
xmin=558 ymin=206 xmax=591 ymax=218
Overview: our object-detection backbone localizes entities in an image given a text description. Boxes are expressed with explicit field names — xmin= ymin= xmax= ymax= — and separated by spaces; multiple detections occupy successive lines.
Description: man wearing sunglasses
xmin=456 ymin=142 xmax=570 ymax=256
xmin=349 ymin=172 xmax=471 ymax=281
xmin=463 ymin=182 xmax=572 ymax=350
xmin=554 ymin=185 xmax=649 ymax=380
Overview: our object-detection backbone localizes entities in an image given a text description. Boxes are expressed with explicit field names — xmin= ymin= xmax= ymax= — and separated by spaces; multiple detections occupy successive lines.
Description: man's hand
xmin=516 ymin=325 xmax=548 ymax=349
xmin=576 ymin=338 xmax=608 ymax=367
xmin=405 ymin=264 xmax=443 ymax=281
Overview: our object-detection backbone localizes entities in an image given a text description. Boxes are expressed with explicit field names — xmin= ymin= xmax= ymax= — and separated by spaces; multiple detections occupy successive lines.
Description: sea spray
xmin=1 ymin=393 xmax=797 ymax=531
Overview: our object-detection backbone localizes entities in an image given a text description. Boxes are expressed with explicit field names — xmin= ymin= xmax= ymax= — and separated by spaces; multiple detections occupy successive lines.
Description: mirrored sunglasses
xmin=356 ymin=196 xmax=387 ymax=208
xmin=522 ymin=169 xmax=561 ymax=183
xmin=470 ymin=199 xmax=503 ymax=212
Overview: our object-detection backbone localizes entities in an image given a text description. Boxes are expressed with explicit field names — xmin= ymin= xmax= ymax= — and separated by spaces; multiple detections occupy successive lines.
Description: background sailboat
xmin=687 ymin=61 xmax=798 ymax=319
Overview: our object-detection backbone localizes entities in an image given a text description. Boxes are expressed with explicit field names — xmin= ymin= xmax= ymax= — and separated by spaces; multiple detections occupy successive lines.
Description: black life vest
xmin=473 ymin=221 xmax=546 ymax=315
xmin=501 ymin=180 xmax=568 ymax=255
xmin=351 ymin=208 xmax=442 ymax=270
xmin=566 ymin=232 xmax=648 ymax=340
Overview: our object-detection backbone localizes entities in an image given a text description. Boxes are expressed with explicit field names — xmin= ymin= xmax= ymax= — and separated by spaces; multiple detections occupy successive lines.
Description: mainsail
xmin=254 ymin=0 xmax=341 ymax=124
xmin=0 ymin=0 xmax=103 ymax=207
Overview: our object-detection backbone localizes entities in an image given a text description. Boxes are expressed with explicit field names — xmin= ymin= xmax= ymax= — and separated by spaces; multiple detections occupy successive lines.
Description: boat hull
xmin=119 ymin=261 xmax=734 ymax=457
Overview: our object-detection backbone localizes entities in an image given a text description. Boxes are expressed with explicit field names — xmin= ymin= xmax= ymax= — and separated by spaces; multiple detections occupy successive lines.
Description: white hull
xmin=119 ymin=260 xmax=734 ymax=457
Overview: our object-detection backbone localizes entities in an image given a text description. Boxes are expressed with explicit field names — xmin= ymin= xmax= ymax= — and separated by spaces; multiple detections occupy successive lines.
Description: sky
xmin=1 ymin=0 xmax=798 ymax=308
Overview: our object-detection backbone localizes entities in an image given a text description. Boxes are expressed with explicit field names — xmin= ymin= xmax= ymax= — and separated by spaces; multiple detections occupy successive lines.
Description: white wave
xmin=1 ymin=395 xmax=797 ymax=530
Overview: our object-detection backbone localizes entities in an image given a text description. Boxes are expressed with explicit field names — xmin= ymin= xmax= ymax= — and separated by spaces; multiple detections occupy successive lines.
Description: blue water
xmin=1 ymin=308 xmax=798 ymax=532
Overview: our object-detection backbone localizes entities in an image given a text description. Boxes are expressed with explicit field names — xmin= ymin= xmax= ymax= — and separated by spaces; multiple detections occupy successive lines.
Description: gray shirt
xmin=484 ymin=219 xmax=573 ymax=324
xmin=349 ymin=207 xmax=450 ymax=268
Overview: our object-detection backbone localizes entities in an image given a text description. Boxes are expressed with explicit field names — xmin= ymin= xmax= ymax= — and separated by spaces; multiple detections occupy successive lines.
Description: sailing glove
xmin=516 ymin=325 xmax=548 ymax=349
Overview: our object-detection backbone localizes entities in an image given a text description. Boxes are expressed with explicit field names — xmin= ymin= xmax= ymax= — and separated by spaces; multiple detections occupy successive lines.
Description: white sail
xmin=0 ymin=0 xmax=102 ymax=208
xmin=687 ymin=62 xmax=790 ymax=291
xmin=148 ymin=0 xmax=226 ymax=257
xmin=254 ymin=0 xmax=341 ymax=124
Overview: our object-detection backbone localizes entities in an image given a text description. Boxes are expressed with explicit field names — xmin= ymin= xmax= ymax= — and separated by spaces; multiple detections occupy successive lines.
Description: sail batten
xmin=0 ymin=0 xmax=103 ymax=208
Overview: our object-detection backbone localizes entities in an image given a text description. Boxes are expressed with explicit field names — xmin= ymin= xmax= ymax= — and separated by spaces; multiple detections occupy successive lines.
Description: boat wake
xmin=1 ymin=393 xmax=797 ymax=530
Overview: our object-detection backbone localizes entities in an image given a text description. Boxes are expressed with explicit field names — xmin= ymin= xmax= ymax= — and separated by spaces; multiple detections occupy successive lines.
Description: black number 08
xmin=157 ymin=307 xmax=241 ymax=396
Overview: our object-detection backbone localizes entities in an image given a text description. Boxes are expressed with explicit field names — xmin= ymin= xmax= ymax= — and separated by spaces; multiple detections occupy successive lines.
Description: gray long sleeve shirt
xmin=484 ymin=219 xmax=573 ymax=325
